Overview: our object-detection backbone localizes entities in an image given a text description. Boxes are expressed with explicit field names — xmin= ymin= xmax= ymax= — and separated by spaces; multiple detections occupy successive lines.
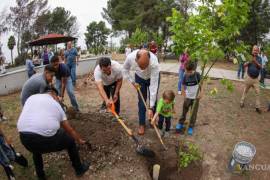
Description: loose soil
xmin=1 ymin=74 xmax=270 ymax=180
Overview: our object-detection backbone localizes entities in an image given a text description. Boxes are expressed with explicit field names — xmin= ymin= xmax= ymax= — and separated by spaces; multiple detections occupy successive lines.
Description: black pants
xmin=104 ymin=81 xmax=120 ymax=114
xmin=158 ymin=115 xmax=171 ymax=131
xmin=179 ymin=98 xmax=199 ymax=128
xmin=19 ymin=129 xmax=83 ymax=178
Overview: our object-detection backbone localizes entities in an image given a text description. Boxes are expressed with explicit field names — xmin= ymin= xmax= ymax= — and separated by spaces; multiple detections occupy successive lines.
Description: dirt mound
xmin=69 ymin=111 xmax=129 ymax=172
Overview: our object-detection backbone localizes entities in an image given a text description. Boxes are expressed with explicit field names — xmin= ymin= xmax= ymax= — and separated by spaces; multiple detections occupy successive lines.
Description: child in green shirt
xmin=151 ymin=90 xmax=175 ymax=137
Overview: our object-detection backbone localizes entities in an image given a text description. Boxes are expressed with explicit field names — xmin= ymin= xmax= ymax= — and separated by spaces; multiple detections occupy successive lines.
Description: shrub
xmin=178 ymin=141 xmax=202 ymax=170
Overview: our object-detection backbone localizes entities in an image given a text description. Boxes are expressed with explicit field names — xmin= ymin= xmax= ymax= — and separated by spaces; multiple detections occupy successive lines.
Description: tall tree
xmin=8 ymin=0 xmax=48 ymax=55
xmin=102 ymin=0 xmax=181 ymax=38
xmin=85 ymin=21 xmax=111 ymax=55
xmin=7 ymin=35 xmax=16 ymax=65
xmin=33 ymin=7 xmax=79 ymax=37
xmin=238 ymin=0 xmax=270 ymax=45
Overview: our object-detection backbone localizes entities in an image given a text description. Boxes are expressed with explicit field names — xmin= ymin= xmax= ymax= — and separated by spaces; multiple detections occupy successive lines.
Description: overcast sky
xmin=0 ymin=0 xmax=110 ymax=62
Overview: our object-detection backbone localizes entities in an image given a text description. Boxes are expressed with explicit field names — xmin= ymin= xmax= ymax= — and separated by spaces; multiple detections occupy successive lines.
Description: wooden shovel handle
xmin=153 ymin=124 xmax=167 ymax=150
xmin=137 ymin=87 xmax=148 ymax=109
xmin=111 ymin=110 xmax=133 ymax=136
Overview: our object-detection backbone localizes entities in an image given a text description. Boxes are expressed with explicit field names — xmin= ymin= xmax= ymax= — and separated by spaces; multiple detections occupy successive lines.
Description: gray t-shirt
xmin=20 ymin=73 xmax=49 ymax=106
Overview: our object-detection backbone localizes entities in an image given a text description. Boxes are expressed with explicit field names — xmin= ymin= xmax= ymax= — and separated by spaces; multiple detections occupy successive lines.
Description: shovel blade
xmin=136 ymin=145 xmax=155 ymax=158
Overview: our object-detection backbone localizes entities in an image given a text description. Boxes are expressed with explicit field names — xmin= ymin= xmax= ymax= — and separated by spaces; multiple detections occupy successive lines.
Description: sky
xmin=0 ymin=0 xmax=111 ymax=63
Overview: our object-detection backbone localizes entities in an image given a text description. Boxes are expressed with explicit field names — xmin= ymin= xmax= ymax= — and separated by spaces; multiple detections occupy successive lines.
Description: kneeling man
xmin=17 ymin=87 xmax=89 ymax=180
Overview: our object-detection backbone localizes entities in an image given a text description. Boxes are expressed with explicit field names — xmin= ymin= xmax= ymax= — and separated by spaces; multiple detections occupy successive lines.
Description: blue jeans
xmin=67 ymin=63 xmax=77 ymax=85
xmin=55 ymin=77 xmax=79 ymax=111
xmin=237 ymin=63 xmax=245 ymax=78
xmin=178 ymin=69 xmax=185 ymax=91
xmin=135 ymin=74 xmax=160 ymax=125
xmin=260 ymin=68 xmax=266 ymax=84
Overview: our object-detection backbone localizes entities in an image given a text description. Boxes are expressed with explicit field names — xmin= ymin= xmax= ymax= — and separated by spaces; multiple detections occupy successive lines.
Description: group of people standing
xmin=26 ymin=42 xmax=80 ymax=87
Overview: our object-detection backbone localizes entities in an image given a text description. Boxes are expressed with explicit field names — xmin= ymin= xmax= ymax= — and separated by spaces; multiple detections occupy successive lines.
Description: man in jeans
xmin=65 ymin=42 xmax=79 ymax=86
xmin=259 ymin=51 xmax=268 ymax=86
xmin=240 ymin=45 xmax=262 ymax=114
xmin=51 ymin=56 xmax=80 ymax=111
xmin=94 ymin=57 xmax=123 ymax=115
xmin=235 ymin=50 xmax=246 ymax=79
xmin=123 ymin=49 xmax=160 ymax=135
xmin=17 ymin=88 xmax=89 ymax=180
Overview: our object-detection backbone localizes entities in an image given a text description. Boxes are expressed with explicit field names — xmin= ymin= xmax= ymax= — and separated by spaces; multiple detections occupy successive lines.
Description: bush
xmin=14 ymin=53 xmax=28 ymax=66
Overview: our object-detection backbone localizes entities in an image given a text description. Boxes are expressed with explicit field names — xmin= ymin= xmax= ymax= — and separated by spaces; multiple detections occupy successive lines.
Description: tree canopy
xmin=84 ymin=21 xmax=111 ymax=55
xmin=34 ymin=7 xmax=79 ymax=37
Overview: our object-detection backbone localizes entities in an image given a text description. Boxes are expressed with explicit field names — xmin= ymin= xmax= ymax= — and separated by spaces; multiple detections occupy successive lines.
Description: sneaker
xmin=178 ymin=91 xmax=182 ymax=95
xmin=188 ymin=127 xmax=193 ymax=135
xmin=176 ymin=123 xmax=184 ymax=132
xmin=256 ymin=108 xmax=262 ymax=114
xmin=0 ymin=116 xmax=7 ymax=122
xmin=240 ymin=103 xmax=244 ymax=108
xmin=164 ymin=131 xmax=170 ymax=138
xmin=76 ymin=163 xmax=90 ymax=177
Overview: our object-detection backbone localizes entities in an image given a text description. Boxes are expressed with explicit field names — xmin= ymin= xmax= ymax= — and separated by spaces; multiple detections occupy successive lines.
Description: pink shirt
xmin=179 ymin=53 xmax=189 ymax=70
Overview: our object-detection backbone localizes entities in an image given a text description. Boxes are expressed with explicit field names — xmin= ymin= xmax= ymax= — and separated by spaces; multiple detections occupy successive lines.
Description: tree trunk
xmin=17 ymin=33 xmax=21 ymax=56
xmin=11 ymin=49 xmax=13 ymax=65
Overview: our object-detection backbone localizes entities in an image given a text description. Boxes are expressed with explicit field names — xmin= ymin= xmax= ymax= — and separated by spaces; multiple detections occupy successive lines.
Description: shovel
xmin=109 ymin=103 xmax=155 ymax=158
xmin=135 ymin=86 xmax=168 ymax=150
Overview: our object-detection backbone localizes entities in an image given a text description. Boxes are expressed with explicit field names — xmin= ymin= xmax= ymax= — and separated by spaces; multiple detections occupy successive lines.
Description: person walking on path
xmin=20 ymin=64 xmax=55 ymax=106
xmin=259 ymin=51 xmax=268 ymax=86
xmin=65 ymin=42 xmax=79 ymax=86
xmin=94 ymin=57 xmax=123 ymax=115
xmin=149 ymin=41 xmax=158 ymax=55
xmin=240 ymin=45 xmax=262 ymax=114
xmin=235 ymin=50 xmax=246 ymax=79
xmin=178 ymin=48 xmax=189 ymax=95
xmin=51 ymin=55 xmax=80 ymax=112
xmin=123 ymin=49 xmax=160 ymax=135
xmin=17 ymin=88 xmax=89 ymax=180
xmin=25 ymin=55 xmax=36 ymax=78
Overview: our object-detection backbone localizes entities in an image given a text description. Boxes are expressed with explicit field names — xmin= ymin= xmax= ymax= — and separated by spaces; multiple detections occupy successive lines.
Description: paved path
xmin=160 ymin=62 xmax=270 ymax=89
xmin=160 ymin=62 xmax=242 ymax=81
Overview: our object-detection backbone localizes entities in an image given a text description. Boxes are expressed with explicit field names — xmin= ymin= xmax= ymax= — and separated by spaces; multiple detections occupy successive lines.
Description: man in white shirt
xmin=94 ymin=57 xmax=123 ymax=114
xmin=17 ymin=88 xmax=89 ymax=179
xmin=125 ymin=44 xmax=132 ymax=57
xmin=123 ymin=49 xmax=160 ymax=135
xmin=260 ymin=51 xmax=268 ymax=85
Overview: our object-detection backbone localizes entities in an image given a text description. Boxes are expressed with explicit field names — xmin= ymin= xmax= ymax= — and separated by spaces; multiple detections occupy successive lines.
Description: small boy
xmin=151 ymin=90 xmax=175 ymax=137
xmin=176 ymin=61 xmax=202 ymax=135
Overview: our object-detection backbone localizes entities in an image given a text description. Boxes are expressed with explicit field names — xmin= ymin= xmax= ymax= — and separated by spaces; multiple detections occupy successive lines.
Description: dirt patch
xmin=68 ymin=111 xmax=129 ymax=173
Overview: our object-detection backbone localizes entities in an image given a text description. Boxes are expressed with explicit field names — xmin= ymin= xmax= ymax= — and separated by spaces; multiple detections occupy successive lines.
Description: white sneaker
xmin=164 ymin=131 xmax=170 ymax=138
xmin=0 ymin=116 xmax=7 ymax=122
xmin=178 ymin=91 xmax=182 ymax=95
